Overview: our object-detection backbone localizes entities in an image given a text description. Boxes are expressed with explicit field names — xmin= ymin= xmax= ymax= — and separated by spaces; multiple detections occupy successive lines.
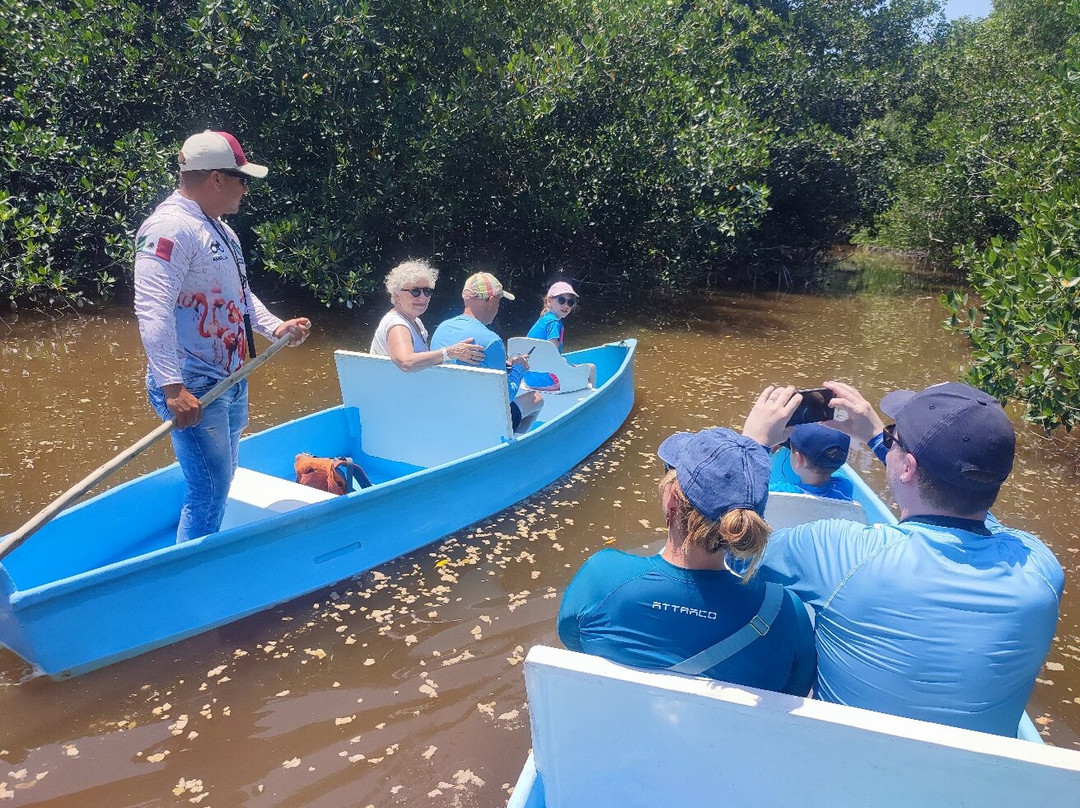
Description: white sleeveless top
xmin=370 ymin=310 xmax=429 ymax=356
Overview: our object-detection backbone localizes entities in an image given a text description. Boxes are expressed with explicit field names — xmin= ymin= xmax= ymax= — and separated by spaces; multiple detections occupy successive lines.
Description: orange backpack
xmin=294 ymin=453 xmax=371 ymax=495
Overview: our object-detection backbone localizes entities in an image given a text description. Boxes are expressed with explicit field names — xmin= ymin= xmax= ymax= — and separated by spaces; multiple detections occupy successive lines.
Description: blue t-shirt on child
xmin=527 ymin=310 xmax=564 ymax=351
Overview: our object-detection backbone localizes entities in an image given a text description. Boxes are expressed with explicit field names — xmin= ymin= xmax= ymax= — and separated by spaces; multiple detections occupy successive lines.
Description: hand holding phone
xmin=786 ymin=388 xmax=835 ymax=427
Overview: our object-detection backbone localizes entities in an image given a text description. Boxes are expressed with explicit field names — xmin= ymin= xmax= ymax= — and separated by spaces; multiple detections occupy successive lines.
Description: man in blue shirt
xmin=770 ymin=423 xmax=854 ymax=501
xmin=742 ymin=381 xmax=1064 ymax=736
xmin=430 ymin=272 xmax=543 ymax=431
xmin=558 ymin=428 xmax=816 ymax=697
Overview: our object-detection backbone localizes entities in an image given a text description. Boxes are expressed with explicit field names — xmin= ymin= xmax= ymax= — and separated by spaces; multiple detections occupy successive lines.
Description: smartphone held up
xmin=786 ymin=388 xmax=835 ymax=427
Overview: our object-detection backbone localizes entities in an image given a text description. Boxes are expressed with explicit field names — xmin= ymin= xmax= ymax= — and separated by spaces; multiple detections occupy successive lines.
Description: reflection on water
xmin=0 ymin=256 xmax=1077 ymax=805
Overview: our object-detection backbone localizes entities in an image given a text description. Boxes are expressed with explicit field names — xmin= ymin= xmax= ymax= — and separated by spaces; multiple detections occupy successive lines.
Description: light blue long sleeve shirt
xmin=759 ymin=513 xmax=1063 ymax=735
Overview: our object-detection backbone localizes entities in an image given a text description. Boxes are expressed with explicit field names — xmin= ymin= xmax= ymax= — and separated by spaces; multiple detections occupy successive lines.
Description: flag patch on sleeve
xmin=155 ymin=238 xmax=175 ymax=261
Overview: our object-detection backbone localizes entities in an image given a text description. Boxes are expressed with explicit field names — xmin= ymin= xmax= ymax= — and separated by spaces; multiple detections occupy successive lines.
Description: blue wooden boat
xmin=0 ymin=340 xmax=636 ymax=679
xmin=507 ymin=462 xmax=1080 ymax=808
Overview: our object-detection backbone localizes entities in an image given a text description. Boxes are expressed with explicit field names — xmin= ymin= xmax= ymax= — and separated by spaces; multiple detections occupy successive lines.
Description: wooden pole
xmin=0 ymin=333 xmax=294 ymax=561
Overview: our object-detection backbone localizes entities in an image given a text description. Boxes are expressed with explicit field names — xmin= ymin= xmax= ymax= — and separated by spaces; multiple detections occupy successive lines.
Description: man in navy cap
xmin=558 ymin=427 xmax=816 ymax=697
xmin=741 ymin=381 xmax=1064 ymax=736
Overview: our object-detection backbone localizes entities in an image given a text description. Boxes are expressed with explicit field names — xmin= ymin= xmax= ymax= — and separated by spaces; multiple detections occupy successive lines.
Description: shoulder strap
xmin=667 ymin=583 xmax=786 ymax=676
xmin=332 ymin=458 xmax=372 ymax=490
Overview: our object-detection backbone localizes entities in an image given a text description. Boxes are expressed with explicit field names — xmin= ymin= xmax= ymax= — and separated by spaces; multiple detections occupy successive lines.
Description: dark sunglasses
xmin=554 ymin=295 xmax=577 ymax=307
xmin=218 ymin=169 xmax=250 ymax=188
xmin=882 ymin=423 xmax=906 ymax=452
xmin=403 ymin=287 xmax=434 ymax=298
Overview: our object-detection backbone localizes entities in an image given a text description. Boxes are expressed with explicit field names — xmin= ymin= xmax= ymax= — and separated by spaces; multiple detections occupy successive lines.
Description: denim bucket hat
xmin=658 ymin=428 xmax=770 ymax=521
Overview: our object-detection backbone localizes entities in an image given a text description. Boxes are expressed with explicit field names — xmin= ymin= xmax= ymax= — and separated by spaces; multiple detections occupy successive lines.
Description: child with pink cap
xmin=526 ymin=281 xmax=596 ymax=387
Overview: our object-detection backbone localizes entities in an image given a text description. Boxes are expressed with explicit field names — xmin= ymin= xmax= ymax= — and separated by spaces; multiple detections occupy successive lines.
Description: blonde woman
xmin=557 ymin=427 xmax=815 ymax=696
xmin=370 ymin=260 xmax=484 ymax=371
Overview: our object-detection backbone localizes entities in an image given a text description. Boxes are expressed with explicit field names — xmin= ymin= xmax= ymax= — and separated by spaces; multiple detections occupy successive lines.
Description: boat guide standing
xmin=134 ymin=130 xmax=310 ymax=543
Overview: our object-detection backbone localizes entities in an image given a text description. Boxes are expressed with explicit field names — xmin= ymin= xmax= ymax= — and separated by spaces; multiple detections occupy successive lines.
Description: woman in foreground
xmin=557 ymin=427 xmax=815 ymax=696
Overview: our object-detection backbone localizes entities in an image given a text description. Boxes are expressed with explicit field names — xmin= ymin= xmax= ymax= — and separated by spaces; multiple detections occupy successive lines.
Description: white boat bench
xmin=508 ymin=337 xmax=592 ymax=394
xmin=510 ymin=645 xmax=1080 ymax=808
xmin=220 ymin=467 xmax=336 ymax=531
xmin=763 ymin=488 xmax=868 ymax=528
xmin=335 ymin=350 xmax=515 ymax=462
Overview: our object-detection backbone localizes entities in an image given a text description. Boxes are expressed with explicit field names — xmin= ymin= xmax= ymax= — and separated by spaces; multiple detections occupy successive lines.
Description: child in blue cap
xmin=770 ymin=423 xmax=854 ymax=501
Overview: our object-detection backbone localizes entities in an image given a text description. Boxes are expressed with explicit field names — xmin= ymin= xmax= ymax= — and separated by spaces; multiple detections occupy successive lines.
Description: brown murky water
xmin=1 ymin=260 xmax=1078 ymax=806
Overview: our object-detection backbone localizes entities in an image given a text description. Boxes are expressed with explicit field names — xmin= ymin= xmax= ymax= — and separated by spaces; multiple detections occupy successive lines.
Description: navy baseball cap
xmin=880 ymin=382 xmax=1015 ymax=491
xmin=657 ymin=428 xmax=770 ymax=521
xmin=789 ymin=423 xmax=850 ymax=472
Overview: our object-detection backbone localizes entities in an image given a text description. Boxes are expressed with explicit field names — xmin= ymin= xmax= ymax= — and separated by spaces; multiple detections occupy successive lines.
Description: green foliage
xmin=868 ymin=0 xmax=1080 ymax=430
xmin=1 ymin=0 xmax=941 ymax=307
xmin=942 ymin=34 xmax=1080 ymax=431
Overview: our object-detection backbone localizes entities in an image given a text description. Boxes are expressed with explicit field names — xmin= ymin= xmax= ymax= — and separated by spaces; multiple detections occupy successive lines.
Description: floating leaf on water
xmin=282 ymin=758 xmax=301 ymax=769
xmin=453 ymin=769 xmax=485 ymax=787
xmin=335 ymin=716 xmax=355 ymax=725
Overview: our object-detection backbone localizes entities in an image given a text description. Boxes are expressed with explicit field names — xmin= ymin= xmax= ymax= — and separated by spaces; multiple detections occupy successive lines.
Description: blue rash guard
xmin=430 ymin=314 xmax=524 ymax=399
xmin=759 ymin=511 xmax=1063 ymax=736
xmin=527 ymin=310 xmax=564 ymax=351
xmin=558 ymin=549 xmax=816 ymax=696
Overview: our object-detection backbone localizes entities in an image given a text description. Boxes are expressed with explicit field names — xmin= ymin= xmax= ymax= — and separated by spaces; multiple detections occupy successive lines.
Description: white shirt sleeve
xmin=134 ymin=220 xmax=189 ymax=387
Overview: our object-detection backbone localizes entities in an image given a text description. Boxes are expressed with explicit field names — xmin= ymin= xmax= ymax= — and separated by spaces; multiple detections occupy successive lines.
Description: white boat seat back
xmin=507 ymin=337 xmax=590 ymax=394
xmin=335 ymin=350 xmax=512 ymax=467
xmin=764 ymin=489 xmax=868 ymax=529
xmin=523 ymin=645 xmax=1080 ymax=808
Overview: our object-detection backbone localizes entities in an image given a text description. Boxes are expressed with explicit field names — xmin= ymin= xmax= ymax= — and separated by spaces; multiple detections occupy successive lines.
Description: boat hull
xmin=0 ymin=341 xmax=635 ymax=678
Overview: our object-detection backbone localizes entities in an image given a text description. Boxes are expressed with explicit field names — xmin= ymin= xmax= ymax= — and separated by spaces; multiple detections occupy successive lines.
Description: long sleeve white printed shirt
xmin=134 ymin=192 xmax=282 ymax=387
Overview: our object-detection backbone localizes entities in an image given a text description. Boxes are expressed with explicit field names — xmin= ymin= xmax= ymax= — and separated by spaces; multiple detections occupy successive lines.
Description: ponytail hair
xmin=659 ymin=469 xmax=772 ymax=580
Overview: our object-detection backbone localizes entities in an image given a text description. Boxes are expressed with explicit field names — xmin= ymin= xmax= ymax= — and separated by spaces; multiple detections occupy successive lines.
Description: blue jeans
xmin=148 ymin=374 xmax=249 ymax=543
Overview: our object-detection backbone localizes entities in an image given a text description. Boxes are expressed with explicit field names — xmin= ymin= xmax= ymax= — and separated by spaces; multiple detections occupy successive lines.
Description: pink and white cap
xmin=178 ymin=130 xmax=269 ymax=178
xmin=546 ymin=281 xmax=578 ymax=299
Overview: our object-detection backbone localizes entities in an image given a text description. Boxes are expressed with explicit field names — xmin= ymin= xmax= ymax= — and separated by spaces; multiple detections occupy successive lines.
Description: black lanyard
xmin=205 ymin=216 xmax=258 ymax=359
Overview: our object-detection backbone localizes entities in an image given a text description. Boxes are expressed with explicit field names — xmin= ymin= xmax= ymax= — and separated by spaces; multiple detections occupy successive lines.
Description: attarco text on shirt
xmin=651 ymin=602 xmax=717 ymax=620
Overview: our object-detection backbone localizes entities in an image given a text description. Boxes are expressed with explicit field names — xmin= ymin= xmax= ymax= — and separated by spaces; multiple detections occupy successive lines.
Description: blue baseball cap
xmin=789 ymin=423 xmax=850 ymax=472
xmin=657 ymin=428 xmax=770 ymax=521
xmin=880 ymin=382 xmax=1015 ymax=492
